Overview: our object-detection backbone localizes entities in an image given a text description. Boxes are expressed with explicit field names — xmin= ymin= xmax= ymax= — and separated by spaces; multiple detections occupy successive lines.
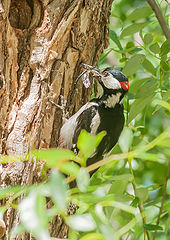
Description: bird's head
xmin=82 ymin=64 xmax=129 ymax=107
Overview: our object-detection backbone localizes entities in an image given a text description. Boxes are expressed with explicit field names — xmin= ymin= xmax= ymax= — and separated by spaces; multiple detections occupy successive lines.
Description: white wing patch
xmin=90 ymin=111 xmax=100 ymax=135
xmin=59 ymin=102 xmax=98 ymax=149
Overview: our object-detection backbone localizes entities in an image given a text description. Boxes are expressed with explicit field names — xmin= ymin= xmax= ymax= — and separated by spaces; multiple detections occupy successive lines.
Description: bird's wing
xmin=72 ymin=104 xmax=99 ymax=144
xmin=59 ymin=102 xmax=99 ymax=149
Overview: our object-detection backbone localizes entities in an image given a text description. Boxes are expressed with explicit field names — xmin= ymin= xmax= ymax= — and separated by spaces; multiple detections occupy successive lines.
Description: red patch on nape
xmin=120 ymin=81 xmax=129 ymax=91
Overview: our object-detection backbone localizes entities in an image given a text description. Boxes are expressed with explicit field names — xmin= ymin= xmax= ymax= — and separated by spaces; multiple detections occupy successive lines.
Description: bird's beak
xmin=81 ymin=63 xmax=102 ymax=77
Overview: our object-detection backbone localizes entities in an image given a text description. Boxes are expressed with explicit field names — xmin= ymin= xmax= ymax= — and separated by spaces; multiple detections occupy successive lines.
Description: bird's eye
xmin=103 ymin=72 xmax=109 ymax=77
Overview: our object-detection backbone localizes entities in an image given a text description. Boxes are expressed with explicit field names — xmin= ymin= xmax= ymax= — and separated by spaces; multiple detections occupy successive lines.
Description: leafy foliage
xmin=0 ymin=0 xmax=169 ymax=239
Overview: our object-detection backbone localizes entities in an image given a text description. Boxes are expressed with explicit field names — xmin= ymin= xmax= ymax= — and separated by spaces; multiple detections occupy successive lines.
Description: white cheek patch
xmin=102 ymin=75 xmax=121 ymax=90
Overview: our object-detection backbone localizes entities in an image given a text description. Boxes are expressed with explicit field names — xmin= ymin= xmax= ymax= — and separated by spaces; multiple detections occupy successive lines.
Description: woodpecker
xmin=59 ymin=64 xmax=129 ymax=173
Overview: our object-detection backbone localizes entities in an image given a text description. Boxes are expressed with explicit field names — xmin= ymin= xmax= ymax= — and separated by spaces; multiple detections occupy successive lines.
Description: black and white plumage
xmin=59 ymin=65 xmax=129 ymax=173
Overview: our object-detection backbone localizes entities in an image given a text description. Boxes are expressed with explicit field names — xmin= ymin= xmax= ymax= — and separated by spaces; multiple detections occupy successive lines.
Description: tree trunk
xmin=0 ymin=0 xmax=113 ymax=239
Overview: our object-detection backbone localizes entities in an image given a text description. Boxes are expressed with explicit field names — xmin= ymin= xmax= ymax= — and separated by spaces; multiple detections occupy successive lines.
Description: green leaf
xmin=153 ymin=99 xmax=170 ymax=112
xmin=124 ymin=42 xmax=142 ymax=54
xmin=120 ymin=57 xmax=127 ymax=62
xmin=77 ymin=130 xmax=106 ymax=161
xmin=153 ymin=89 xmax=170 ymax=113
xmin=0 ymin=185 xmax=27 ymax=200
xmin=136 ymin=152 xmax=158 ymax=161
xmin=147 ymin=184 xmax=162 ymax=191
xmin=131 ymin=197 xmax=140 ymax=207
xmin=160 ymin=60 xmax=170 ymax=71
xmin=120 ymin=22 xmax=148 ymax=37
xmin=0 ymin=154 xmax=28 ymax=164
xmin=100 ymin=201 xmax=137 ymax=215
xmin=127 ymin=7 xmax=153 ymax=20
xmin=80 ymin=233 xmax=105 ymax=240
xmin=99 ymin=49 xmax=112 ymax=65
xmin=142 ymin=58 xmax=156 ymax=75
xmin=126 ymin=41 xmax=134 ymax=49
xmin=109 ymin=30 xmax=123 ymax=50
xmin=129 ymin=48 xmax=143 ymax=54
xmin=135 ymin=79 xmax=157 ymax=99
xmin=163 ymin=201 xmax=170 ymax=210
xmin=143 ymin=33 xmax=153 ymax=45
xmin=76 ymin=168 xmax=90 ymax=192
xmin=66 ymin=214 xmax=96 ymax=232
xmin=104 ymin=174 xmax=133 ymax=181
xmin=98 ymin=223 xmax=116 ymax=240
xmin=145 ymin=127 xmax=170 ymax=151
xmin=49 ymin=170 xmax=68 ymax=212
xmin=128 ymin=94 xmax=154 ymax=123
xmin=144 ymin=224 xmax=163 ymax=231
xmin=119 ymin=127 xmax=133 ymax=152
xmin=163 ymin=89 xmax=170 ymax=101
xmin=59 ymin=162 xmax=80 ymax=176
xmin=116 ymin=217 xmax=138 ymax=238
xmin=123 ymin=54 xmax=145 ymax=76
xmin=144 ymin=198 xmax=161 ymax=207
xmin=77 ymin=130 xmax=96 ymax=160
xmin=116 ymin=46 xmax=138 ymax=54
xmin=32 ymin=149 xmax=76 ymax=168
xmin=72 ymin=193 xmax=103 ymax=204
xmin=68 ymin=228 xmax=79 ymax=240
xmin=160 ymin=39 xmax=170 ymax=57
xmin=136 ymin=187 xmax=149 ymax=202
xmin=95 ymin=131 xmax=107 ymax=147
xmin=129 ymin=78 xmax=148 ymax=94
xmin=149 ymin=43 xmax=160 ymax=54
xmin=109 ymin=180 xmax=128 ymax=195
xmin=157 ymin=138 xmax=170 ymax=148
xmin=166 ymin=179 xmax=170 ymax=195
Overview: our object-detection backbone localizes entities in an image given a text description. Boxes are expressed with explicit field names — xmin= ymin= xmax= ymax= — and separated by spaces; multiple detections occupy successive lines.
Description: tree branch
xmin=147 ymin=0 xmax=170 ymax=39
xmin=153 ymin=160 xmax=170 ymax=240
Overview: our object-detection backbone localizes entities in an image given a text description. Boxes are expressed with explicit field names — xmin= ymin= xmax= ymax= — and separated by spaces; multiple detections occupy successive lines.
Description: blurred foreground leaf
xmin=76 ymin=168 xmax=90 ymax=192
xmin=32 ymin=149 xmax=76 ymax=167
xmin=49 ymin=170 xmax=68 ymax=212
xmin=67 ymin=214 xmax=96 ymax=232
xmin=19 ymin=191 xmax=50 ymax=240
xmin=77 ymin=130 xmax=106 ymax=163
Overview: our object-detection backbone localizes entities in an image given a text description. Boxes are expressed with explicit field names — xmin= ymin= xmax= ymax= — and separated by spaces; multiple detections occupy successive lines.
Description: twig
xmin=153 ymin=160 xmax=170 ymax=240
xmin=147 ymin=0 xmax=170 ymax=39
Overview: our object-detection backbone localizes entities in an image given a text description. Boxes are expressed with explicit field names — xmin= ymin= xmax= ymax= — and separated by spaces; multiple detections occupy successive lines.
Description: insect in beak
xmin=81 ymin=63 xmax=102 ymax=77
xmin=75 ymin=63 xmax=102 ymax=88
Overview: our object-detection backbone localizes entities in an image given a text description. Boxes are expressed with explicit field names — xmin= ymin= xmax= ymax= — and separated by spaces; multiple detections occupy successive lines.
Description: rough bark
xmin=0 ymin=0 xmax=113 ymax=239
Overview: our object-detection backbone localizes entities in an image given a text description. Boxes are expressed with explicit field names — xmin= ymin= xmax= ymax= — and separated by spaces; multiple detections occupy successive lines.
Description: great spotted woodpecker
xmin=59 ymin=64 xmax=129 ymax=173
